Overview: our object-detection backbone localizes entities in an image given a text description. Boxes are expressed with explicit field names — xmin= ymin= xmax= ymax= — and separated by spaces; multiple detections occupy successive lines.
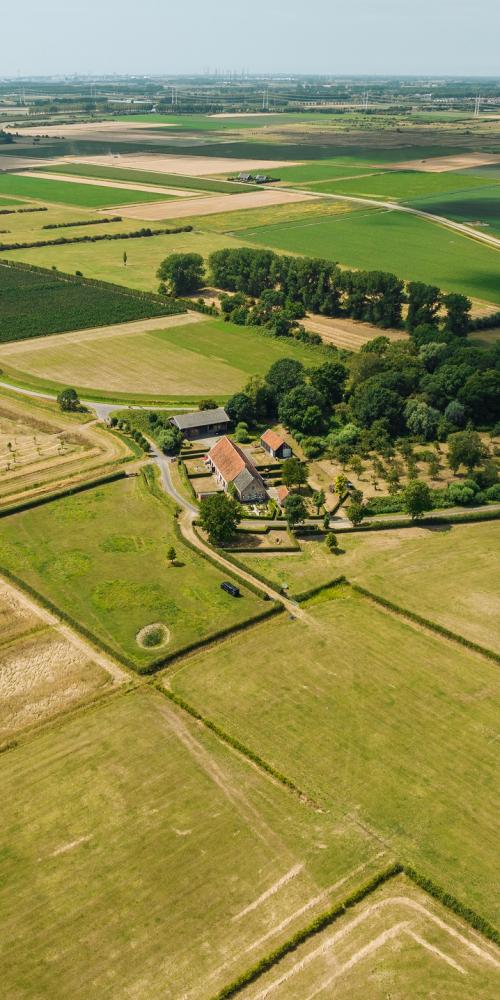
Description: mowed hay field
xmin=241 ymin=209 xmax=500 ymax=305
xmin=0 ymin=579 xmax=123 ymax=742
xmin=239 ymin=522 xmax=500 ymax=653
xmin=169 ymin=589 xmax=500 ymax=924
xmin=0 ymin=391 xmax=131 ymax=508
xmin=0 ymin=687 xmax=385 ymax=999
xmin=0 ymin=473 xmax=264 ymax=668
xmin=241 ymin=875 xmax=500 ymax=999
xmin=0 ymin=173 xmax=174 ymax=208
xmin=1 ymin=228 xmax=249 ymax=293
xmin=0 ymin=314 xmax=324 ymax=399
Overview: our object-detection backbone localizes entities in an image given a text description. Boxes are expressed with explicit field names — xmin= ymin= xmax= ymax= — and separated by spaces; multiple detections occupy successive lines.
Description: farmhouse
xmin=260 ymin=429 xmax=292 ymax=459
xmin=208 ymin=437 xmax=267 ymax=503
xmin=170 ymin=407 xmax=230 ymax=440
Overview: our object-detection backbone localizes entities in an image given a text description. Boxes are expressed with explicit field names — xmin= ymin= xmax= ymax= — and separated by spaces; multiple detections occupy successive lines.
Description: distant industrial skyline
xmin=3 ymin=0 xmax=500 ymax=78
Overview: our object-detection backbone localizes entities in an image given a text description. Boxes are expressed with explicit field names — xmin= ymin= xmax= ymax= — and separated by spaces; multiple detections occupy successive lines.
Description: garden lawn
xmin=0 ymin=687 xmax=378 ymax=998
xmin=239 ymin=521 xmax=500 ymax=653
xmin=0 ymin=173 xmax=172 ymax=208
xmin=170 ymin=589 xmax=500 ymax=925
xmin=241 ymin=209 xmax=500 ymax=305
xmin=0 ymin=473 xmax=264 ymax=667
xmin=0 ymin=316 xmax=324 ymax=399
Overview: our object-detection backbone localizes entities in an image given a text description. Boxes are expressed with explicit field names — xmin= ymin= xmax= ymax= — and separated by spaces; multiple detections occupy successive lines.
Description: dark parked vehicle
xmin=221 ymin=581 xmax=240 ymax=598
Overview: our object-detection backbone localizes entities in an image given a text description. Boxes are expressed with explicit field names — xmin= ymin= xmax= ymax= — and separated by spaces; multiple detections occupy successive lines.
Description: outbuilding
xmin=260 ymin=429 xmax=292 ymax=460
xmin=170 ymin=407 xmax=230 ymax=440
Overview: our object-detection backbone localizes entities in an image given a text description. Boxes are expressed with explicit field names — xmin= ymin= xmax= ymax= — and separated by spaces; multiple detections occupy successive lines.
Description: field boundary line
xmin=155 ymin=685 xmax=321 ymax=810
xmin=350 ymin=582 xmax=500 ymax=665
xmin=212 ymin=864 xmax=500 ymax=999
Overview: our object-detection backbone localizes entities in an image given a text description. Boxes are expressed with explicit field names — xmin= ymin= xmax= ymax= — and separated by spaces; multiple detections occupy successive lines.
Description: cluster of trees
xmin=157 ymin=253 xmax=205 ymax=297
xmin=219 ymin=288 xmax=322 ymax=346
xmin=57 ymin=387 xmax=85 ymax=412
xmin=147 ymin=412 xmax=183 ymax=454
xmin=208 ymin=249 xmax=470 ymax=334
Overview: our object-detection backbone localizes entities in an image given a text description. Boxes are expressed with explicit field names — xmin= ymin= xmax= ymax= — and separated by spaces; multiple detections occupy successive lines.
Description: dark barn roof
xmin=171 ymin=407 xmax=230 ymax=432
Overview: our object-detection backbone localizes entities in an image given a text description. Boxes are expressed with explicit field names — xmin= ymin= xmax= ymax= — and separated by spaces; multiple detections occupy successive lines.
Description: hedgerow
xmin=0 ymin=469 xmax=127 ymax=519
xmin=0 ymin=206 xmax=47 ymax=216
xmin=42 ymin=216 xmax=122 ymax=229
xmin=157 ymin=686 xmax=309 ymax=799
xmin=0 ymin=223 xmax=193 ymax=252
xmin=351 ymin=582 xmax=500 ymax=663
xmin=212 ymin=864 xmax=404 ymax=999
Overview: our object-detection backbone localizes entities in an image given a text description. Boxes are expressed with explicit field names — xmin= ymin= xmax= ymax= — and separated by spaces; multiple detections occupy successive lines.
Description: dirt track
xmin=109 ymin=188 xmax=314 ymax=220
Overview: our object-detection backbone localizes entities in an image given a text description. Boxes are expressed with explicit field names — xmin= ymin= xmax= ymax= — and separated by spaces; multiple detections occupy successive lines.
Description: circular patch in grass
xmin=136 ymin=623 xmax=170 ymax=649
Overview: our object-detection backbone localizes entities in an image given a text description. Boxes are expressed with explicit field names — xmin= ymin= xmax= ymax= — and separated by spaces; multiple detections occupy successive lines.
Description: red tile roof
xmin=261 ymin=429 xmax=286 ymax=451
xmin=276 ymin=485 xmax=289 ymax=503
xmin=209 ymin=436 xmax=257 ymax=484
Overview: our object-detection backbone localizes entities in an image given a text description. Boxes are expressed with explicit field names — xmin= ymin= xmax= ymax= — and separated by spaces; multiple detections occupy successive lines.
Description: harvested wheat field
xmin=304 ymin=314 xmax=408 ymax=350
xmin=0 ymin=391 xmax=132 ymax=508
xmin=110 ymin=188 xmax=315 ymax=220
xmin=0 ymin=578 xmax=126 ymax=741
xmin=393 ymin=152 xmax=500 ymax=172
xmin=70 ymin=152 xmax=301 ymax=176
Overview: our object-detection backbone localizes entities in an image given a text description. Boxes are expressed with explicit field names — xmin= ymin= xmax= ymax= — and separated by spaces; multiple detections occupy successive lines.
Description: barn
xmin=170 ymin=407 xmax=230 ymax=440
xmin=260 ymin=429 xmax=292 ymax=460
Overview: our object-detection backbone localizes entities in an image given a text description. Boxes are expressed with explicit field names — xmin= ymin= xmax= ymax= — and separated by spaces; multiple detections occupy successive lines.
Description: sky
xmin=3 ymin=0 xmax=500 ymax=77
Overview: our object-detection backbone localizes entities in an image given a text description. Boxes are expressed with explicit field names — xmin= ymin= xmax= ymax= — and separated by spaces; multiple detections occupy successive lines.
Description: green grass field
xmin=170 ymin=588 xmax=500 ymax=925
xmin=409 ymin=185 xmax=500 ymax=237
xmin=0 ymin=173 xmax=174 ymax=208
xmin=0 ymin=473 xmax=264 ymax=667
xmin=238 ymin=521 xmax=500 ymax=653
xmin=243 ymin=875 xmax=500 ymax=999
xmin=1 ymin=228 xmax=249 ymax=291
xmin=0 ymin=315 xmax=325 ymax=399
xmin=241 ymin=209 xmax=500 ymax=305
xmin=303 ymin=170 xmax=497 ymax=201
xmin=0 ymin=687 xmax=381 ymax=998
xmin=36 ymin=161 xmax=252 ymax=193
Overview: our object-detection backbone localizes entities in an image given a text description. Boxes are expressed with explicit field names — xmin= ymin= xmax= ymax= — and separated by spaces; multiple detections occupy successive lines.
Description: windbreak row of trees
xmin=208 ymin=248 xmax=471 ymax=334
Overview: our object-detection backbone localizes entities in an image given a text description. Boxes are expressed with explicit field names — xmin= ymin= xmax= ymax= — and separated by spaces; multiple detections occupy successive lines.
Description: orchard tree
xmin=282 ymin=457 xmax=307 ymax=489
xmin=157 ymin=253 xmax=204 ymax=296
xmin=402 ymin=480 xmax=432 ymax=520
xmin=346 ymin=500 xmax=364 ymax=526
xmin=325 ymin=532 xmax=338 ymax=552
xmin=284 ymin=492 xmax=307 ymax=530
xmin=167 ymin=546 xmax=176 ymax=565
xmin=199 ymin=493 xmax=240 ymax=546
xmin=334 ymin=473 xmax=348 ymax=496
xmin=312 ymin=489 xmax=326 ymax=514
xmin=447 ymin=429 xmax=485 ymax=474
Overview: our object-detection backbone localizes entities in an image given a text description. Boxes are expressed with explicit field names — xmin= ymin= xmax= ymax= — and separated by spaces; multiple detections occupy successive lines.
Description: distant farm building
xmin=260 ymin=429 xmax=292 ymax=460
xmin=208 ymin=437 xmax=267 ymax=503
xmin=170 ymin=407 xmax=230 ymax=440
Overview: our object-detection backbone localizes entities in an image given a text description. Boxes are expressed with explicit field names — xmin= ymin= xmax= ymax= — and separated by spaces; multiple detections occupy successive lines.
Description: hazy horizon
xmin=4 ymin=0 xmax=500 ymax=78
